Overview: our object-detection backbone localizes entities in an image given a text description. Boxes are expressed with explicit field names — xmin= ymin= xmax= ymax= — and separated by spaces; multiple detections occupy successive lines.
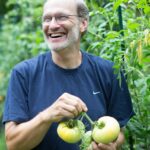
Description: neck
xmin=51 ymin=47 xmax=82 ymax=69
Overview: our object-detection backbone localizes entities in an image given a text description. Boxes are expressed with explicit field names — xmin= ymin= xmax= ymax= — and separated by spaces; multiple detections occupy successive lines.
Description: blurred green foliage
xmin=0 ymin=129 xmax=6 ymax=150
xmin=0 ymin=0 xmax=150 ymax=149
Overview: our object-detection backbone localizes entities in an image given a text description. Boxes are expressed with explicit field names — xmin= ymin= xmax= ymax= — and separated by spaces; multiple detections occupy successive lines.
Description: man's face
xmin=42 ymin=0 xmax=83 ymax=51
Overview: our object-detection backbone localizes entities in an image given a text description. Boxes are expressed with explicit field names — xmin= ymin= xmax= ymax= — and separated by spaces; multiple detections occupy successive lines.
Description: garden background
xmin=0 ymin=0 xmax=150 ymax=149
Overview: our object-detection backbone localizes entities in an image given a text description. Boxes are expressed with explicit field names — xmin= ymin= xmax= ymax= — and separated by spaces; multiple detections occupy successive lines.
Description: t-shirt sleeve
xmin=2 ymin=67 xmax=29 ymax=124
xmin=107 ymin=71 xmax=135 ymax=127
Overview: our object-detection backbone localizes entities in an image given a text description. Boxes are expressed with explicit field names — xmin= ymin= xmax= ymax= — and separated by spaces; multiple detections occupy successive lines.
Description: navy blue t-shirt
xmin=3 ymin=51 xmax=134 ymax=150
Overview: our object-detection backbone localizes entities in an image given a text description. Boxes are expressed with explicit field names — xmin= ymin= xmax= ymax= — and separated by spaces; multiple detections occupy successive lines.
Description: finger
xmin=64 ymin=93 xmax=88 ymax=112
xmin=77 ymin=98 xmax=88 ymax=112
xmin=59 ymin=93 xmax=86 ymax=115
xmin=92 ymin=141 xmax=99 ymax=150
xmin=59 ymin=96 xmax=82 ymax=116
xmin=50 ymin=109 xmax=74 ymax=122
xmin=98 ymin=143 xmax=110 ymax=150
xmin=68 ymin=99 xmax=83 ymax=115
xmin=61 ymin=103 xmax=79 ymax=117
xmin=98 ymin=142 xmax=117 ymax=150
xmin=57 ymin=108 xmax=75 ymax=120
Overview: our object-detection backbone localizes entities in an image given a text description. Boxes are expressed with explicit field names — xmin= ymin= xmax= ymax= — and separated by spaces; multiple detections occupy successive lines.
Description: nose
xmin=48 ymin=17 xmax=60 ymax=30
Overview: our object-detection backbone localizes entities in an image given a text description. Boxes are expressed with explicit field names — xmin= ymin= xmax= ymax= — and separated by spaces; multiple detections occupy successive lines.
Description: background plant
xmin=0 ymin=0 xmax=150 ymax=149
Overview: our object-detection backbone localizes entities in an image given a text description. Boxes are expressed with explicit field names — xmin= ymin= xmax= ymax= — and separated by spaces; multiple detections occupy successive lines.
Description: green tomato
xmin=80 ymin=130 xmax=92 ymax=150
xmin=92 ymin=116 xmax=120 ymax=144
xmin=82 ymin=130 xmax=92 ymax=144
xmin=57 ymin=120 xmax=85 ymax=143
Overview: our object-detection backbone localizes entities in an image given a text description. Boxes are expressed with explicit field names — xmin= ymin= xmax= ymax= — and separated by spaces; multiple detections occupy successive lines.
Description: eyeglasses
xmin=42 ymin=14 xmax=81 ymax=24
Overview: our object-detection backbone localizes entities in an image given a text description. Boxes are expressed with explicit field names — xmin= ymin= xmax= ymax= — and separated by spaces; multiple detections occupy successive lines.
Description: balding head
xmin=44 ymin=0 xmax=89 ymax=21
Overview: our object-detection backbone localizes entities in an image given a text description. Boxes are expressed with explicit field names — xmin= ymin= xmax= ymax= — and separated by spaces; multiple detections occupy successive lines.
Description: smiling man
xmin=43 ymin=0 xmax=83 ymax=52
xmin=42 ymin=0 xmax=88 ymax=69
xmin=3 ymin=0 xmax=134 ymax=150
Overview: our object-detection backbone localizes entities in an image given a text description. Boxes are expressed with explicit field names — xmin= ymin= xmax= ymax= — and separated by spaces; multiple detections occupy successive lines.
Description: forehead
xmin=43 ymin=0 xmax=77 ymax=15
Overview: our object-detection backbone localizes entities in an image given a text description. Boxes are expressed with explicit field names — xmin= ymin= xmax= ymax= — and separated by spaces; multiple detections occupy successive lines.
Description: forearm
xmin=5 ymin=112 xmax=52 ymax=150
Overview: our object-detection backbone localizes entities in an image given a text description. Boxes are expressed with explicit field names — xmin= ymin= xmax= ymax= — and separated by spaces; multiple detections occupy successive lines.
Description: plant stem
xmin=82 ymin=112 xmax=95 ymax=127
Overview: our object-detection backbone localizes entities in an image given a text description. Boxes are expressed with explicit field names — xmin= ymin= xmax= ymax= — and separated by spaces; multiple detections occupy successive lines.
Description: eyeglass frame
xmin=42 ymin=14 xmax=82 ymax=24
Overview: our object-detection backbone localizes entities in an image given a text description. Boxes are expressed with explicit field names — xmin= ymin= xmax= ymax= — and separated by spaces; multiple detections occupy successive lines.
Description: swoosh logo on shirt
xmin=93 ymin=91 xmax=101 ymax=95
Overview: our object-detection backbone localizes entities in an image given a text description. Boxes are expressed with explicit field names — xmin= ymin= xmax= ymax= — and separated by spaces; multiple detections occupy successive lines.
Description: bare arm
xmin=5 ymin=93 xmax=88 ymax=150
xmin=5 ymin=113 xmax=51 ymax=150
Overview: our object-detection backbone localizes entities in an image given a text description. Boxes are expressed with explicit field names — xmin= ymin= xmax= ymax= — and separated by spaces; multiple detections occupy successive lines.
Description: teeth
xmin=50 ymin=33 xmax=64 ymax=38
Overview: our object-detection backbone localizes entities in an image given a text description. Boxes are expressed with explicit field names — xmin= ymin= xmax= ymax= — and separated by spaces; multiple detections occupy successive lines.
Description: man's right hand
xmin=41 ymin=92 xmax=88 ymax=123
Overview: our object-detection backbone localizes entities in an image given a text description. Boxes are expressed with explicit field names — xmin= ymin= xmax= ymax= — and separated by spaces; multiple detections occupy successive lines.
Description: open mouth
xmin=47 ymin=32 xmax=67 ymax=43
xmin=49 ymin=33 xmax=65 ymax=39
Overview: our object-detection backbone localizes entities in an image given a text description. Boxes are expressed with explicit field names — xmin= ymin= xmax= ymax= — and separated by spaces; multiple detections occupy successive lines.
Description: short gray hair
xmin=76 ymin=0 xmax=89 ymax=21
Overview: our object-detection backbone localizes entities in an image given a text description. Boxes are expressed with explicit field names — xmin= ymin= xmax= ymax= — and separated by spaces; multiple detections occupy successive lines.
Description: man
xmin=3 ymin=0 xmax=134 ymax=149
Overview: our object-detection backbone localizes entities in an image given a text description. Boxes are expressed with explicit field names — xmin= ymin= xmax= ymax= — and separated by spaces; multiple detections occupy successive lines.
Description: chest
xmin=28 ymin=68 xmax=108 ymax=121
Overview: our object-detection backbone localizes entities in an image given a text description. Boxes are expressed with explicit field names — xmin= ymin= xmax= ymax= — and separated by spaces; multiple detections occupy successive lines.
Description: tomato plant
xmin=57 ymin=113 xmax=120 ymax=150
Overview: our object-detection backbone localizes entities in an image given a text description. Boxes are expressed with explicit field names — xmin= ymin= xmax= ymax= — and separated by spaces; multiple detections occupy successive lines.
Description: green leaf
xmin=113 ymin=0 xmax=123 ymax=10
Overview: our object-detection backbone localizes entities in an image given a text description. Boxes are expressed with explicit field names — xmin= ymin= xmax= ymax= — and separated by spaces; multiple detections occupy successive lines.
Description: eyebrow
xmin=43 ymin=13 xmax=65 ymax=20
xmin=43 ymin=11 xmax=71 ymax=17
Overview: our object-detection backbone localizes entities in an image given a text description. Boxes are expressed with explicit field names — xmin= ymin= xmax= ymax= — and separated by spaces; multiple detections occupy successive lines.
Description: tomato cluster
xmin=57 ymin=114 xmax=120 ymax=149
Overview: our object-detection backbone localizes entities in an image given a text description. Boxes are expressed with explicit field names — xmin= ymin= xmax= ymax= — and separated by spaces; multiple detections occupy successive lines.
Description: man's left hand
xmin=90 ymin=141 xmax=117 ymax=150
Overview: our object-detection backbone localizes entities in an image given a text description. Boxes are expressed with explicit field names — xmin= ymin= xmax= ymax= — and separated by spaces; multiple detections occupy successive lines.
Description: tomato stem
xmin=98 ymin=121 xmax=105 ymax=129
xmin=82 ymin=112 xmax=95 ymax=128
xmin=67 ymin=119 xmax=76 ymax=128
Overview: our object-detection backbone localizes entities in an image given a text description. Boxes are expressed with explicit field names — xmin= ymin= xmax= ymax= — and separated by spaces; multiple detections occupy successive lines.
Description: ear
xmin=80 ymin=19 xmax=88 ymax=33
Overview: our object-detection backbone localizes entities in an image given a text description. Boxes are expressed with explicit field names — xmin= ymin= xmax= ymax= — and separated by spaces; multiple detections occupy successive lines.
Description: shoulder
xmin=13 ymin=52 xmax=49 ymax=75
xmin=83 ymin=51 xmax=114 ymax=72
